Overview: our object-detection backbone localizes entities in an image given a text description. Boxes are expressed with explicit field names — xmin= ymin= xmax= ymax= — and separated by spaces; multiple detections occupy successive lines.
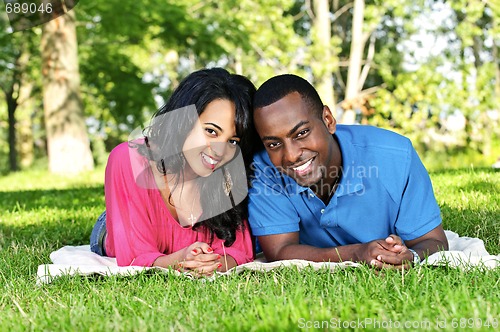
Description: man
xmin=248 ymin=74 xmax=448 ymax=269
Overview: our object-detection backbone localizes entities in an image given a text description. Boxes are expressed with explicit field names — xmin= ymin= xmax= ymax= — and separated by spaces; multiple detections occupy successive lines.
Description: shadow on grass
xmin=440 ymin=203 xmax=500 ymax=255
xmin=1 ymin=219 xmax=96 ymax=248
xmin=0 ymin=185 xmax=105 ymax=247
xmin=457 ymin=180 xmax=500 ymax=194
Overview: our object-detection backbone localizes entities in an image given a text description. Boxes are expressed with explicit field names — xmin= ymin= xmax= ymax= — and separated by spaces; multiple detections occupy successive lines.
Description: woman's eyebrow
xmin=204 ymin=122 xmax=239 ymax=138
xmin=204 ymin=122 xmax=223 ymax=132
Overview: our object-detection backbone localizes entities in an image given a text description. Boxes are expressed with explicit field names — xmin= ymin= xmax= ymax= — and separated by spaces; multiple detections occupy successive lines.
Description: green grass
xmin=0 ymin=167 xmax=499 ymax=331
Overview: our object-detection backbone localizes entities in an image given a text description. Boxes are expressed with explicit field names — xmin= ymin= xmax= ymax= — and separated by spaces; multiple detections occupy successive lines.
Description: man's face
xmin=254 ymin=92 xmax=337 ymax=188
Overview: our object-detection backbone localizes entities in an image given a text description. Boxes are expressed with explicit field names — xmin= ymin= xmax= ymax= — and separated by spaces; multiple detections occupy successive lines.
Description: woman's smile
xmin=201 ymin=151 xmax=221 ymax=170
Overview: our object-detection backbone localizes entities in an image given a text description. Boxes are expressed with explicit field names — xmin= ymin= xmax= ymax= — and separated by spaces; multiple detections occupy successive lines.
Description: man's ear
xmin=322 ymin=106 xmax=336 ymax=134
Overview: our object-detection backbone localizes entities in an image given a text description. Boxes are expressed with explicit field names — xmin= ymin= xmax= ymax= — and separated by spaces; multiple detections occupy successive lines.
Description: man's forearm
xmin=410 ymin=238 xmax=449 ymax=260
xmin=271 ymin=243 xmax=364 ymax=263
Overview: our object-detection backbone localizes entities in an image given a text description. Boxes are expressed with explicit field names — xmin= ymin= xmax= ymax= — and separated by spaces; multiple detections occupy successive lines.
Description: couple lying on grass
xmin=89 ymin=68 xmax=448 ymax=276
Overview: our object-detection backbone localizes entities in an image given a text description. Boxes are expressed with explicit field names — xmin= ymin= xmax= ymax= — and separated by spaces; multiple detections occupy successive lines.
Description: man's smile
xmin=289 ymin=156 xmax=316 ymax=175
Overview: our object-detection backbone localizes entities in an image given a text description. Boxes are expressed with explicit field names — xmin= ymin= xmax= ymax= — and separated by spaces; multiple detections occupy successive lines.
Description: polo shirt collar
xmin=334 ymin=129 xmax=365 ymax=197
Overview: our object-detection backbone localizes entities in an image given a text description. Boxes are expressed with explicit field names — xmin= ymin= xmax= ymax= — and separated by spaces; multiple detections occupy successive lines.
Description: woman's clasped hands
xmin=177 ymin=242 xmax=223 ymax=277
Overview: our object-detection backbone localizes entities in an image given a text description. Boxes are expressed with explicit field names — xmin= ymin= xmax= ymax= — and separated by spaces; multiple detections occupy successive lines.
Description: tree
xmin=364 ymin=0 xmax=500 ymax=165
xmin=336 ymin=0 xmax=409 ymax=123
xmin=0 ymin=16 xmax=41 ymax=172
xmin=310 ymin=0 xmax=336 ymax=112
xmin=2 ymin=39 xmax=23 ymax=172
xmin=342 ymin=0 xmax=365 ymax=123
xmin=215 ymin=0 xmax=307 ymax=85
xmin=75 ymin=0 xmax=250 ymax=148
xmin=41 ymin=10 xmax=94 ymax=173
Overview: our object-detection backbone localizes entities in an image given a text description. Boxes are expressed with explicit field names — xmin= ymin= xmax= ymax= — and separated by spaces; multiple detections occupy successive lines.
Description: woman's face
xmin=182 ymin=99 xmax=240 ymax=177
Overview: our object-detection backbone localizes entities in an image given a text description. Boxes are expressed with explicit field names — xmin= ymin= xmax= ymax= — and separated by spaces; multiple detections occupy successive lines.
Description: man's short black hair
xmin=253 ymin=74 xmax=324 ymax=117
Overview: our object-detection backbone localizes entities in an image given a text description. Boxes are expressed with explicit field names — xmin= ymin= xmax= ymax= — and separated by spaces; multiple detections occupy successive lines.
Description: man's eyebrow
xmin=287 ymin=121 xmax=309 ymax=137
xmin=262 ymin=135 xmax=280 ymax=141
xmin=261 ymin=120 xmax=310 ymax=141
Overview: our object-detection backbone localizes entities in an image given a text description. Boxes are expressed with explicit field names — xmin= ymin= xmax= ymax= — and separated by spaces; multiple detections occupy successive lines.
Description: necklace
xmin=185 ymin=195 xmax=198 ymax=227
xmin=161 ymin=173 xmax=200 ymax=227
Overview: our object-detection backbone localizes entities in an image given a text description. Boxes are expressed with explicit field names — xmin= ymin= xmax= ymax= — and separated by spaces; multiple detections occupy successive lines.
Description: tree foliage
xmin=0 ymin=0 xmax=499 ymax=173
xmin=368 ymin=0 xmax=499 ymax=162
xmin=0 ymin=14 xmax=42 ymax=172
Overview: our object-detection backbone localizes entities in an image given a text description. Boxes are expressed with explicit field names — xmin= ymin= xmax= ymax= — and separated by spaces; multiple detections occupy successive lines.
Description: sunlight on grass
xmin=0 ymin=166 xmax=105 ymax=191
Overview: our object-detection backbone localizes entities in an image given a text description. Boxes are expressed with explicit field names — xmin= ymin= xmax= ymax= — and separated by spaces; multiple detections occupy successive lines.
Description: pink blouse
xmin=104 ymin=142 xmax=254 ymax=267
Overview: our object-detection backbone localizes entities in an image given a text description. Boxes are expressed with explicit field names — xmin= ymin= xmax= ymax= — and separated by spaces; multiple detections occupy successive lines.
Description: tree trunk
xmin=311 ymin=0 xmax=336 ymax=115
xmin=41 ymin=10 xmax=94 ymax=174
xmin=234 ymin=47 xmax=243 ymax=75
xmin=494 ymin=37 xmax=500 ymax=103
xmin=6 ymin=89 xmax=19 ymax=172
xmin=342 ymin=0 xmax=365 ymax=124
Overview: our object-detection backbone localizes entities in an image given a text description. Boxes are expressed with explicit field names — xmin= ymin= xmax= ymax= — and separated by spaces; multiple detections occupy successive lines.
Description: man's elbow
xmin=439 ymin=237 xmax=449 ymax=251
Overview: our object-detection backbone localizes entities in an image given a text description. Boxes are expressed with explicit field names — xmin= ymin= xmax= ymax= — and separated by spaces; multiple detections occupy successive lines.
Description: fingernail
xmin=191 ymin=249 xmax=198 ymax=255
xmin=217 ymin=263 xmax=222 ymax=269
xmin=216 ymin=254 xmax=221 ymax=259
xmin=377 ymin=255 xmax=382 ymax=261
xmin=370 ymin=260 xmax=377 ymax=266
xmin=176 ymin=269 xmax=181 ymax=272
xmin=206 ymin=247 xmax=213 ymax=253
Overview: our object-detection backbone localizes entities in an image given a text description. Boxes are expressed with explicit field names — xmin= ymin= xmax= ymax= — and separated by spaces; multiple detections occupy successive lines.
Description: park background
xmin=1 ymin=0 xmax=499 ymax=175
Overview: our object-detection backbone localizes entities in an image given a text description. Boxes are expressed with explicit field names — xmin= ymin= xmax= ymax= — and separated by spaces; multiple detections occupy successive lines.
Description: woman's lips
xmin=201 ymin=152 xmax=220 ymax=170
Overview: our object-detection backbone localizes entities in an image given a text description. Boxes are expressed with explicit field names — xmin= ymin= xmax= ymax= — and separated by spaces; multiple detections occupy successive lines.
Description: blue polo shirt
xmin=248 ymin=125 xmax=442 ymax=247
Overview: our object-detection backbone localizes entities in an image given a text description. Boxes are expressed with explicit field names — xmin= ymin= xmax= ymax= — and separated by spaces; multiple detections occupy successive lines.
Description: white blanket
xmin=36 ymin=231 xmax=499 ymax=284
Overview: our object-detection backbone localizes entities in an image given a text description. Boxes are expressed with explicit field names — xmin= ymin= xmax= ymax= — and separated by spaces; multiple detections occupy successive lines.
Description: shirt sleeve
xmin=395 ymin=142 xmax=442 ymax=241
xmin=248 ymin=166 xmax=300 ymax=236
xmin=104 ymin=143 xmax=165 ymax=267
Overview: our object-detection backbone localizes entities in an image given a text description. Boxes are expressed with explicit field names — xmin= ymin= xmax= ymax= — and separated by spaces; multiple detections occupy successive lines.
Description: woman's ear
xmin=322 ymin=106 xmax=337 ymax=134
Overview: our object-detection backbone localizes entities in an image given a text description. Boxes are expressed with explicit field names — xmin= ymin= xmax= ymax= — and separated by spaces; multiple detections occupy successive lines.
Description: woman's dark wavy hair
xmin=136 ymin=67 xmax=257 ymax=246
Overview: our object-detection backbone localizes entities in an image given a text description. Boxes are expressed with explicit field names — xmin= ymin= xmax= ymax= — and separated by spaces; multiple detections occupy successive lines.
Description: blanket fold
xmin=36 ymin=231 xmax=499 ymax=284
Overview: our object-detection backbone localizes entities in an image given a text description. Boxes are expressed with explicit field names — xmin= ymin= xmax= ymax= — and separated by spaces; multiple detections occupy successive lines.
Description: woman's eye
xmin=205 ymin=128 xmax=217 ymax=136
xmin=228 ymin=139 xmax=239 ymax=146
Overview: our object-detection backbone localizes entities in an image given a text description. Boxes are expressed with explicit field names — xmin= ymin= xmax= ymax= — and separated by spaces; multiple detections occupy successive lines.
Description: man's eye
xmin=267 ymin=142 xmax=280 ymax=149
xmin=297 ymin=129 xmax=309 ymax=137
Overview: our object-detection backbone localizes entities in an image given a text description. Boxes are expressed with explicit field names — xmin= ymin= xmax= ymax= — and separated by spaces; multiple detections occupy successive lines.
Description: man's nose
xmin=283 ymin=143 xmax=302 ymax=165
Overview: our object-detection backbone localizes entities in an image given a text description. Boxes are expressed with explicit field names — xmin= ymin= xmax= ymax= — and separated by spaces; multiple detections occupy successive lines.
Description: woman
xmin=90 ymin=68 xmax=256 ymax=275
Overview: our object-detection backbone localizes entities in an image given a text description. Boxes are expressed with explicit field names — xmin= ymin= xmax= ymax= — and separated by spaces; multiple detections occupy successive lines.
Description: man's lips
xmin=288 ymin=157 xmax=315 ymax=175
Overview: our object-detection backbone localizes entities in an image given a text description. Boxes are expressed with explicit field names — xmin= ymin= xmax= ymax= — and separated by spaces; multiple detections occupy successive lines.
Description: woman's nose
xmin=208 ymin=141 xmax=228 ymax=158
